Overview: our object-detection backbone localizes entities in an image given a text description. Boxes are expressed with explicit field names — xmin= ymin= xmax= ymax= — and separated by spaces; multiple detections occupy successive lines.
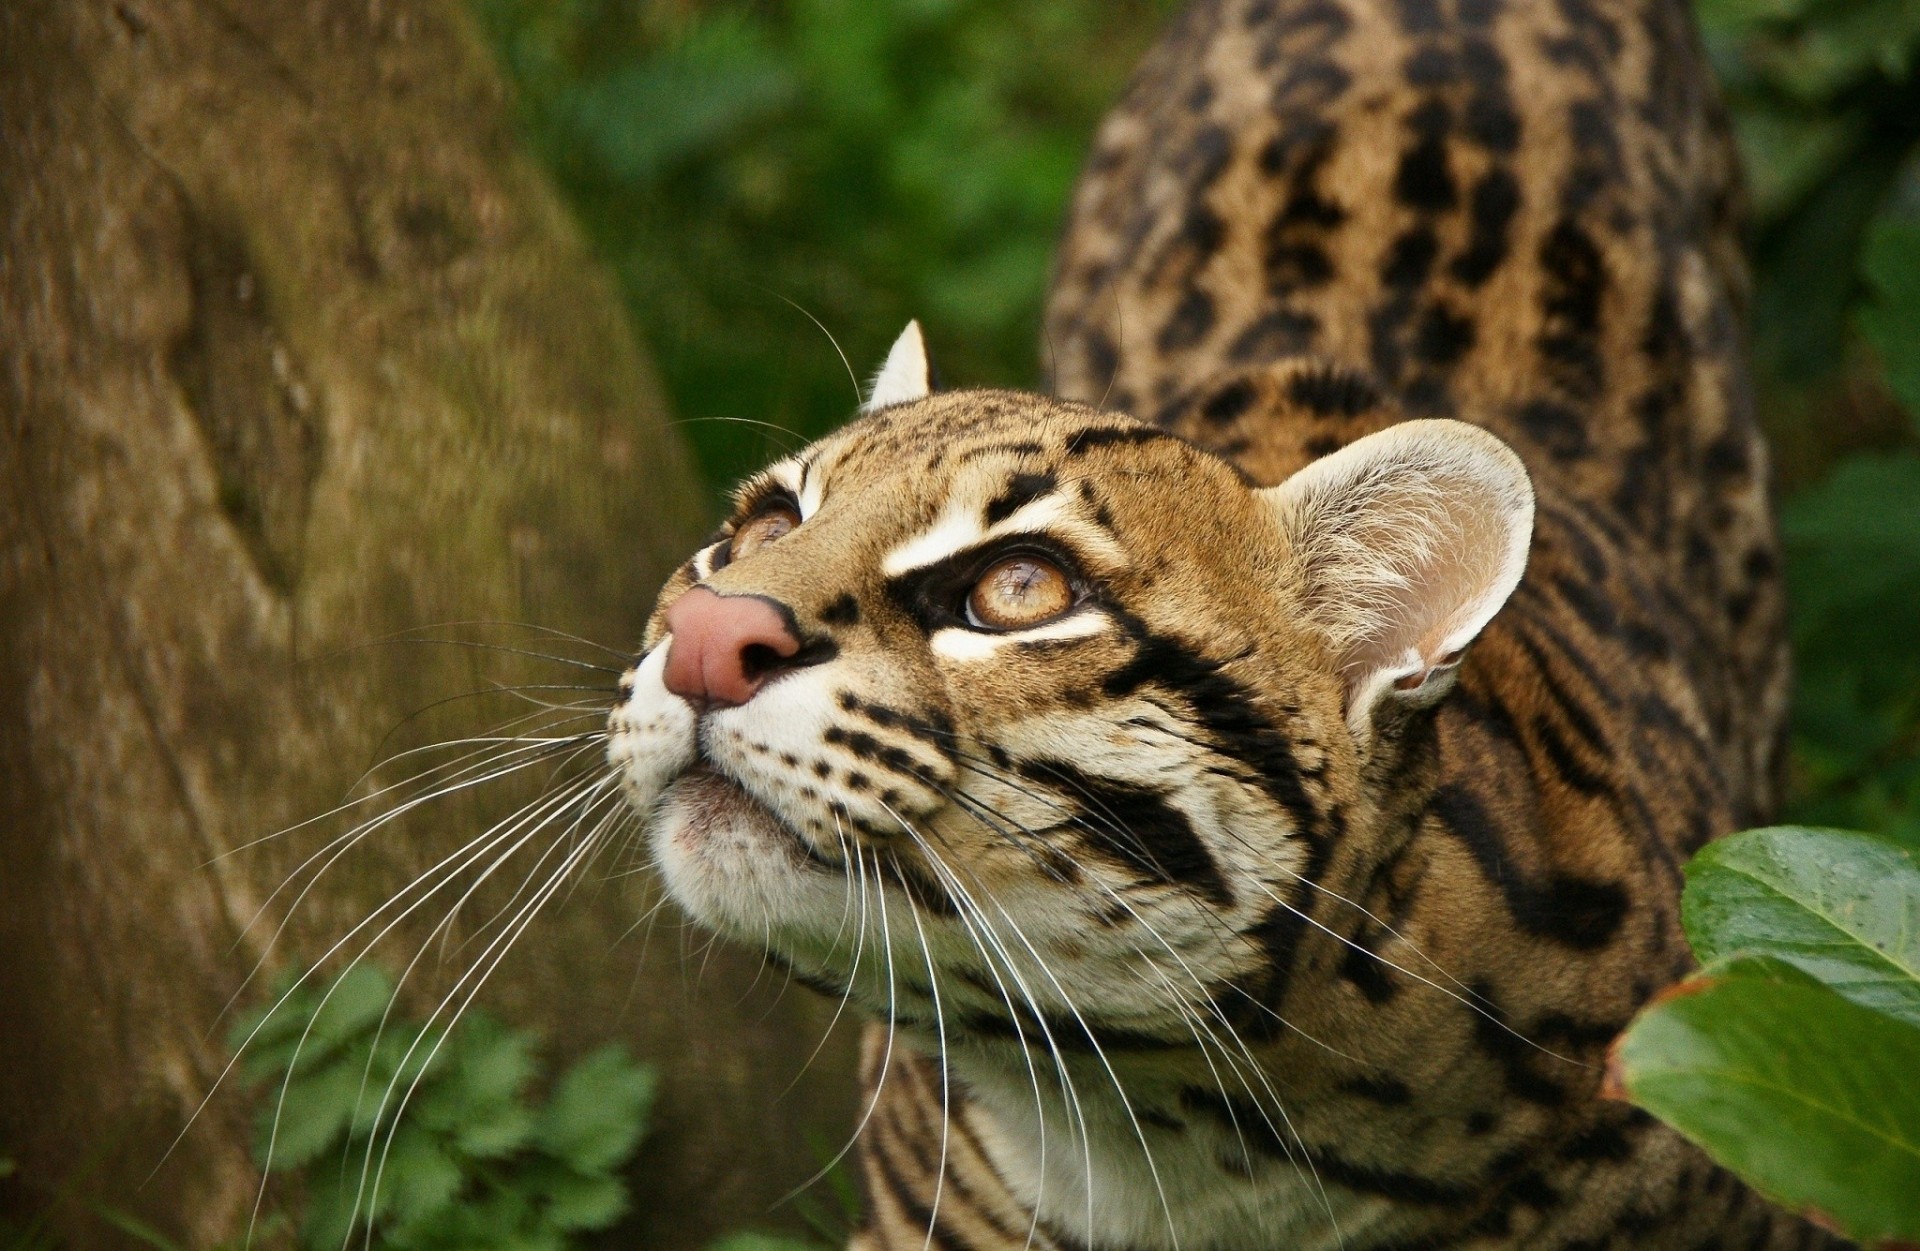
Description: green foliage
xmin=1780 ymin=454 xmax=1920 ymax=843
xmin=1701 ymin=0 xmax=1920 ymax=845
xmin=467 ymin=0 xmax=1178 ymax=491
xmin=1614 ymin=827 xmax=1920 ymax=1246
xmin=233 ymin=965 xmax=655 ymax=1251
xmin=1701 ymin=0 xmax=1920 ymax=408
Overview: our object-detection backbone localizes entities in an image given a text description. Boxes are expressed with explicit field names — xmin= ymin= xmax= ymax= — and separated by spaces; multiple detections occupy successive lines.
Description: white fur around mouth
xmin=658 ymin=763 xmax=835 ymax=866
xmin=646 ymin=760 xmax=857 ymax=943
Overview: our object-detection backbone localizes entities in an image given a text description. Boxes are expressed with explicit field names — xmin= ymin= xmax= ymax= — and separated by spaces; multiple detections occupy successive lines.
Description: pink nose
xmin=662 ymin=587 xmax=804 ymax=707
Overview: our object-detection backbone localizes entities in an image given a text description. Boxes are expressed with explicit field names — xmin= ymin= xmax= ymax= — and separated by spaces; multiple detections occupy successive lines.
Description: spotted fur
xmin=610 ymin=0 xmax=1834 ymax=1247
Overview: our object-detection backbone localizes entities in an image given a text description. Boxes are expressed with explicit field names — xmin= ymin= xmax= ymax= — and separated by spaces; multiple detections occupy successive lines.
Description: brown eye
xmin=966 ymin=556 xmax=1075 ymax=631
xmin=730 ymin=504 xmax=799 ymax=561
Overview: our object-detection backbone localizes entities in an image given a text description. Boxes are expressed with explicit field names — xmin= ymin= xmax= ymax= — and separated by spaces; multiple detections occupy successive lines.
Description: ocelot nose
xmin=662 ymin=587 xmax=810 ymax=708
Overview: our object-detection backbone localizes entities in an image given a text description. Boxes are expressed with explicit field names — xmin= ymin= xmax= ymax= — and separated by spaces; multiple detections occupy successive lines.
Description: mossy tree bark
xmin=0 ymin=2 xmax=855 ymax=1247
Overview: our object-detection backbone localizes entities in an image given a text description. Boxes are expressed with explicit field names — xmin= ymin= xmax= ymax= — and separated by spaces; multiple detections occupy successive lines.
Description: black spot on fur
xmin=1229 ymin=309 xmax=1320 ymax=360
xmin=1452 ymin=169 xmax=1521 ymax=286
xmin=1201 ymin=380 xmax=1258 ymax=426
xmin=1065 ymin=425 xmax=1173 ymax=455
xmin=1340 ymin=1074 xmax=1414 ymax=1106
xmin=1286 ymin=365 xmax=1379 ymax=418
xmin=819 ymin=593 xmax=860 ymax=626
xmin=1158 ymin=289 xmax=1218 ymax=351
xmin=984 ymin=471 xmax=1057 ymax=526
xmin=1382 ymin=227 xmax=1439 ymax=289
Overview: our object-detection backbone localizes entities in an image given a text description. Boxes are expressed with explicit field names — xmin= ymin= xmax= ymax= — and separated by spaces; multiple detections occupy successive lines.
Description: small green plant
xmin=1610 ymin=826 xmax=1920 ymax=1246
xmin=234 ymin=965 xmax=655 ymax=1251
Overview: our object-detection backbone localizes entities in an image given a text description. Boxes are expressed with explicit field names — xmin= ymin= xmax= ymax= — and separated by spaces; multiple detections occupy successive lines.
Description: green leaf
xmin=256 ymin=1056 xmax=363 ymax=1170
xmin=532 ymin=1047 xmax=655 ymax=1173
xmin=1860 ymin=213 xmax=1920 ymax=424
xmin=1612 ymin=964 xmax=1920 ymax=1244
xmin=1684 ymin=826 xmax=1920 ymax=1026
xmin=373 ymin=1127 xmax=465 ymax=1227
xmin=536 ymin=1167 xmax=629 ymax=1232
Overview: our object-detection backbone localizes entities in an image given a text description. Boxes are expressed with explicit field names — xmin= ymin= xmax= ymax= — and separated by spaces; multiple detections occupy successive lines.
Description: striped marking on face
xmin=930 ymin=609 xmax=1111 ymax=661
xmin=882 ymin=484 xmax=1121 ymax=578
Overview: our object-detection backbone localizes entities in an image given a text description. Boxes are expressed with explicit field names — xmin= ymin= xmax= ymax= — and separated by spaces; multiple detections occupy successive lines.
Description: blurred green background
xmin=469 ymin=0 xmax=1920 ymax=847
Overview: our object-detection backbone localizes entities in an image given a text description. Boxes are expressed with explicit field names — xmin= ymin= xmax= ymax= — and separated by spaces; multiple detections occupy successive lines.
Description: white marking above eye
xmin=931 ymin=609 xmax=1109 ymax=661
xmin=763 ymin=457 xmax=811 ymax=517
xmin=882 ymin=494 xmax=1076 ymax=577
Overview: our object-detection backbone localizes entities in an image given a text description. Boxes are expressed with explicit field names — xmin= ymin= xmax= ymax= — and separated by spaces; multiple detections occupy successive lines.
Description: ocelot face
xmin=610 ymin=334 xmax=1532 ymax=1045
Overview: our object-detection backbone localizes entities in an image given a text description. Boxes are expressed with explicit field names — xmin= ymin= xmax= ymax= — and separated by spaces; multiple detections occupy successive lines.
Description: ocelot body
xmin=609 ymin=1 xmax=1834 ymax=1247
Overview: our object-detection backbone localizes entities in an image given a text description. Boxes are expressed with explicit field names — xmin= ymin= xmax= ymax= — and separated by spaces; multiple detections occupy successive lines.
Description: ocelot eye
xmin=965 ymin=555 xmax=1075 ymax=631
xmin=730 ymin=502 xmax=800 ymax=561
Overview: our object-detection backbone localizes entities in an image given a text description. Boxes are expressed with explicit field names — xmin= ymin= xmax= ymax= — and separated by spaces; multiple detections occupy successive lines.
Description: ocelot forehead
xmin=777 ymin=391 xmax=1260 ymax=573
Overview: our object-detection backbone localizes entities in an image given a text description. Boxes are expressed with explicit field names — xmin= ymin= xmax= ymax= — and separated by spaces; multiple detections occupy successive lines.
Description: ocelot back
xmin=609 ymin=0 xmax=1839 ymax=1247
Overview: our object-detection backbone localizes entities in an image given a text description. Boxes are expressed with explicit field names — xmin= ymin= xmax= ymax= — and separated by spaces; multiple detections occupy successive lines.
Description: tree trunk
xmin=0 ymin=2 xmax=855 ymax=1247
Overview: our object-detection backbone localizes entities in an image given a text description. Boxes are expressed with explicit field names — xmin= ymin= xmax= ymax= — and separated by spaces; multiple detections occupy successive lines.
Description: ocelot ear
xmin=863 ymin=320 xmax=934 ymax=411
xmin=1259 ymin=419 xmax=1534 ymax=738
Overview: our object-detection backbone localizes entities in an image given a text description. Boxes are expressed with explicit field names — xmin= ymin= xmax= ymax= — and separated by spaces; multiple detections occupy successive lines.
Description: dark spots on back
xmin=1158 ymin=288 xmax=1218 ymax=352
xmin=1537 ymin=219 xmax=1608 ymax=398
xmin=1465 ymin=1111 xmax=1498 ymax=1136
xmin=1389 ymin=0 xmax=1444 ymax=35
xmin=1393 ymin=102 xmax=1457 ymax=212
xmin=1265 ymin=239 xmax=1335 ymax=295
xmin=984 ymin=471 xmax=1058 ymax=526
xmin=1179 ymin=204 xmax=1226 ymax=256
xmin=1022 ymin=759 xmax=1235 ymax=908
xmin=1287 ymin=366 xmax=1379 ymax=417
xmin=1466 ymin=93 xmax=1521 ymax=152
xmin=1452 ymin=169 xmax=1521 ymax=286
xmin=1702 ymin=433 xmax=1750 ymax=480
xmin=1201 ymin=380 xmax=1258 ymax=426
xmin=1228 ymin=309 xmax=1320 ymax=361
xmin=1382 ymin=227 xmax=1439 ymax=289
xmin=1518 ymin=399 xmax=1592 ymax=460
xmin=1404 ymin=45 xmax=1456 ymax=86
xmin=819 ymin=593 xmax=860 ymax=626
xmin=1414 ymin=304 xmax=1477 ymax=366
xmin=1080 ymin=331 xmax=1119 ymax=400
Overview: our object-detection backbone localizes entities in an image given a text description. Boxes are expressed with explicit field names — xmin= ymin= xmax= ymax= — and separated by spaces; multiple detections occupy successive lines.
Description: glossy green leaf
xmin=1613 ymin=962 xmax=1920 ymax=1244
xmin=1684 ymin=826 xmax=1920 ymax=1026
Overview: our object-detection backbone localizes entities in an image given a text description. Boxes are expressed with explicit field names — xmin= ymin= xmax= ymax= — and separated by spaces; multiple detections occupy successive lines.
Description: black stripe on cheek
xmin=983 ymin=471 xmax=1057 ymax=525
xmin=1022 ymin=759 xmax=1234 ymax=908
xmin=1103 ymin=622 xmax=1324 ymax=856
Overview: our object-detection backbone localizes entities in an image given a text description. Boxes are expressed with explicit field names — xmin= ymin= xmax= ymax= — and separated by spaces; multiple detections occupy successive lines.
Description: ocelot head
xmin=609 ymin=324 xmax=1533 ymax=1040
